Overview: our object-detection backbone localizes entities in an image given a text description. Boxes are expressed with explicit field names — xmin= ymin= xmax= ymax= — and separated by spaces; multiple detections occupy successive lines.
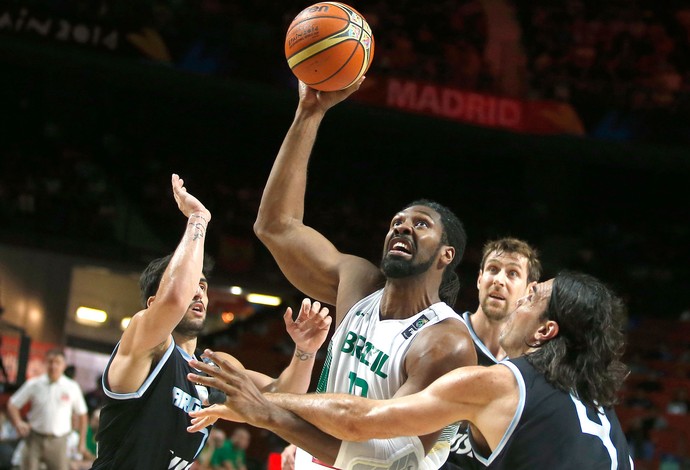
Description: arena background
xmin=0 ymin=1 xmax=689 ymax=468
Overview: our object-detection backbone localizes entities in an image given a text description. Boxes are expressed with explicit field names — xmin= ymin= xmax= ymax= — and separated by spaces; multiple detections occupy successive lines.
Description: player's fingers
xmin=187 ymin=414 xmax=214 ymax=432
xmin=204 ymin=350 xmax=243 ymax=373
xmin=283 ymin=307 xmax=293 ymax=325
xmin=300 ymin=298 xmax=312 ymax=316
xmin=188 ymin=358 xmax=226 ymax=379
xmin=187 ymin=372 xmax=225 ymax=392
xmin=310 ymin=300 xmax=321 ymax=315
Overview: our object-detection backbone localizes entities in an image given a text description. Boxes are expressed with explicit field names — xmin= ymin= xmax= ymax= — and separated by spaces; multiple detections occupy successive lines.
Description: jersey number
xmin=570 ymin=395 xmax=618 ymax=470
xmin=347 ymin=371 xmax=369 ymax=397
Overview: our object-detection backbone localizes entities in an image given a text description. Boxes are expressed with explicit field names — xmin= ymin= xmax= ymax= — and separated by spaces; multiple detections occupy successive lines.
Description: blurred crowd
xmin=518 ymin=0 xmax=690 ymax=141
xmin=5 ymin=0 xmax=690 ymax=141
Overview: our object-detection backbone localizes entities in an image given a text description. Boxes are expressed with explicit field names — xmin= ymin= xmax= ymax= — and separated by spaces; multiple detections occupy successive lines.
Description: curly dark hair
xmin=526 ymin=271 xmax=629 ymax=408
xmin=403 ymin=199 xmax=467 ymax=306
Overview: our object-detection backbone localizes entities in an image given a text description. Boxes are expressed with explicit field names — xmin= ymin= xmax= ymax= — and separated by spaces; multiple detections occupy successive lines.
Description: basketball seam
xmin=310 ymin=26 xmax=369 ymax=88
xmin=309 ymin=41 xmax=360 ymax=88
xmin=286 ymin=28 xmax=356 ymax=67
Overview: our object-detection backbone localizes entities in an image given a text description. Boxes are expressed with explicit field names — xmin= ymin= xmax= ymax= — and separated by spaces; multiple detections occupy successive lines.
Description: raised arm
xmin=108 ymin=174 xmax=211 ymax=393
xmin=253 ymin=80 xmax=380 ymax=310
xmin=265 ymin=298 xmax=332 ymax=393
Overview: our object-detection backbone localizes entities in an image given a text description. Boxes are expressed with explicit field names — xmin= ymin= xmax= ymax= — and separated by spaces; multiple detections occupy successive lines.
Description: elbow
xmin=252 ymin=217 xmax=270 ymax=241
xmin=253 ymin=213 xmax=293 ymax=245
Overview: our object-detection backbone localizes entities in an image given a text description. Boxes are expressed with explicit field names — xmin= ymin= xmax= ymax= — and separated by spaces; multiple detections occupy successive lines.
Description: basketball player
xmin=189 ymin=79 xmax=477 ymax=470
xmin=190 ymin=271 xmax=634 ymax=470
xmin=91 ymin=175 xmax=330 ymax=470
xmin=444 ymin=237 xmax=541 ymax=470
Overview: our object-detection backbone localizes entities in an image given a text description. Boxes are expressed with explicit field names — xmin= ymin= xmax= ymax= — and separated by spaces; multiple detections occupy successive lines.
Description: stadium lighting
xmin=76 ymin=306 xmax=107 ymax=324
xmin=246 ymin=293 xmax=282 ymax=306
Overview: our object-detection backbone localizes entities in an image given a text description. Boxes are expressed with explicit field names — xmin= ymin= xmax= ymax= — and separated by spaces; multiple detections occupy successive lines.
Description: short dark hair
xmin=526 ymin=271 xmax=628 ymax=408
xmin=403 ymin=199 xmax=467 ymax=306
xmin=139 ymin=254 xmax=213 ymax=307
xmin=45 ymin=349 xmax=65 ymax=359
xmin=480 ymin=237 xmax=542 ymax=283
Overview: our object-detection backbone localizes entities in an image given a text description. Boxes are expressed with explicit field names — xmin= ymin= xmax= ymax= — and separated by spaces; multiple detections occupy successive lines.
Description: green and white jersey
xmin=296 ymin=288 xmax=465 ymax=470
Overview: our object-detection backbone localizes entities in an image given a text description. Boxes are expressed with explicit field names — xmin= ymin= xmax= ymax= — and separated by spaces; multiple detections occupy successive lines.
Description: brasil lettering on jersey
xmin=340 ymin=331 xmax=390 ymax=378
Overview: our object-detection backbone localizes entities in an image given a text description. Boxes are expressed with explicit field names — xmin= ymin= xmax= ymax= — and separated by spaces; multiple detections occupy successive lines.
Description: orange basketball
xmin=285 ymin=2 xmax=375 ymax=92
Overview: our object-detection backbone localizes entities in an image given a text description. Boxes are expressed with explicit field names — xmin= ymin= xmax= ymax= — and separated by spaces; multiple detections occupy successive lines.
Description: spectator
xmin=193 ymin=428 xmax=232 ymax=470
xmin=6 ymin=349 xmax=88 ymax=470
xmin=226 ymin=427 xmax=251 ymax=470
xmin=666 ymin=388 xmax=690 ymax=415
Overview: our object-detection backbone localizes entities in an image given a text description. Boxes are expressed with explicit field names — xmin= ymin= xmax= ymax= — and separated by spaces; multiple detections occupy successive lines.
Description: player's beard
xmin=380 ymin=246 xmax=438 ymax=279
xmin=480 ymin=296 xmax=511 ymax=322
xmin=174 ymin=313 xmax=205 ymax=339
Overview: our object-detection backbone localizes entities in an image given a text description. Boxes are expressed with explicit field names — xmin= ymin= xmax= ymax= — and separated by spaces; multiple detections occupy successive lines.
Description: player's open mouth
xmin=191 ymin=303 xmax=205 ymax=313
xmin=389 ymin=238 xmax=413 ymax=256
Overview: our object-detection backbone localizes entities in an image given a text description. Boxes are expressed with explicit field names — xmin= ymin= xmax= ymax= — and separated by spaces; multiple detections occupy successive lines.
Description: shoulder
xmin=403 ymin=320 xmax=477 ymax=383
xmin=23 ymin=375 xmax=46 ymax=389
xmin=10 ymin=376 xmax=42 ymax=398
xmin=414 ymin=317 xmax=475 ymax=365
xmin=336 ymin=258 xmax=385 ymax=316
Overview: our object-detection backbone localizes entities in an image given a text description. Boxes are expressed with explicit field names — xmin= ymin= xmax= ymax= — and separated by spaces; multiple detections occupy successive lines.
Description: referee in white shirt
xmin=6 ymin=349 xmax=88 ymax=470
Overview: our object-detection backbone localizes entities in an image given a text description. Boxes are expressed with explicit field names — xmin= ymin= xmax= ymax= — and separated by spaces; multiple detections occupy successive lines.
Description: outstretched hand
xmin=297 ymin=77 xmax=366 ymax=115
xmin=172 ymin=173 xmax=211 ymax=221
xmin=187 ymin=350 xmax=270 ymax=433
xmin=284 ymin=298 xmax=332 ymax=355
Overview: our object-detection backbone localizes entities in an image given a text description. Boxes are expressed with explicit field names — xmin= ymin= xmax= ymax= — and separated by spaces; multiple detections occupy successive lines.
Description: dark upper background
xmin=0 ymin=0 xmax=688 ymax=322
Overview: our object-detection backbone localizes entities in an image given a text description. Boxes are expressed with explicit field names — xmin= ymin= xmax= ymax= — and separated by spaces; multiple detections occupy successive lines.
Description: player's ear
xmin=439 ymin=245 xmax=455 ymax=268
xmin=146 ymin=296 xmax=156 ymax=308
xmin=476 ymin=269 xmax=484 ymax=290
xmin=536 ymin=320 xmax=559 ymax=342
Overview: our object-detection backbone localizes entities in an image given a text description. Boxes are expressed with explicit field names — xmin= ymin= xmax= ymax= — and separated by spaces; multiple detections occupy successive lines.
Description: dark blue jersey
xmin=92 ymin=341 xmax=211 ymax=470
xmin=479 ymin=357 xmax=633 ymax=470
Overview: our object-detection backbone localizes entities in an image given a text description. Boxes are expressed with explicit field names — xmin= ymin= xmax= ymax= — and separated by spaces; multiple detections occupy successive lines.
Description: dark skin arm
xmin=394 ymin=320 xmax=478 ymax=451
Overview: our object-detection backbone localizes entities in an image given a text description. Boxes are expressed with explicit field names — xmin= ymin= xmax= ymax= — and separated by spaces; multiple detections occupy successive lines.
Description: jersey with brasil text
xmin=295 ymin=288 xmax=467 ymax=470
xmin=442 ymin=311 xmax=500 ymax=470
xmin=477 ymin=356 xmax=633 ymax=470
xmin=91 ymin=340 xmax=211 ymax=470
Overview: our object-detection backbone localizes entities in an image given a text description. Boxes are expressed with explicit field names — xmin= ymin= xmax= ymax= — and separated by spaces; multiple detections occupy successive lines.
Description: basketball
xmin=285 ymin=2 xmax=375 ymax=92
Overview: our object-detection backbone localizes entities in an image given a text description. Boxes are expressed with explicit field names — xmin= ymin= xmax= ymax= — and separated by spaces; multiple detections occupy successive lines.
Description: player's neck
xmin=172 ymin=333 xmax=198 ymax=356
xmin=380 ymin=281 xmax=440 ymax=319
xmin=471 ymin=308 xmax=507 ymax=360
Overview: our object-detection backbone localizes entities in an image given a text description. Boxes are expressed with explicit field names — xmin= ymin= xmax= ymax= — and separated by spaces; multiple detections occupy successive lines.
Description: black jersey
xmin=478 ymin=357 xmax=633 ymax=470
xmin=92 ymin=341 xmax=211 ymax=470
xmin=442 ymin=312 xmax=499 ymax=470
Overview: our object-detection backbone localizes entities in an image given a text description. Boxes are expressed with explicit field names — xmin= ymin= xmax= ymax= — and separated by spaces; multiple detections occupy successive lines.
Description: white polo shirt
xmin=9 ymin=374 xmax=88 ymax=437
